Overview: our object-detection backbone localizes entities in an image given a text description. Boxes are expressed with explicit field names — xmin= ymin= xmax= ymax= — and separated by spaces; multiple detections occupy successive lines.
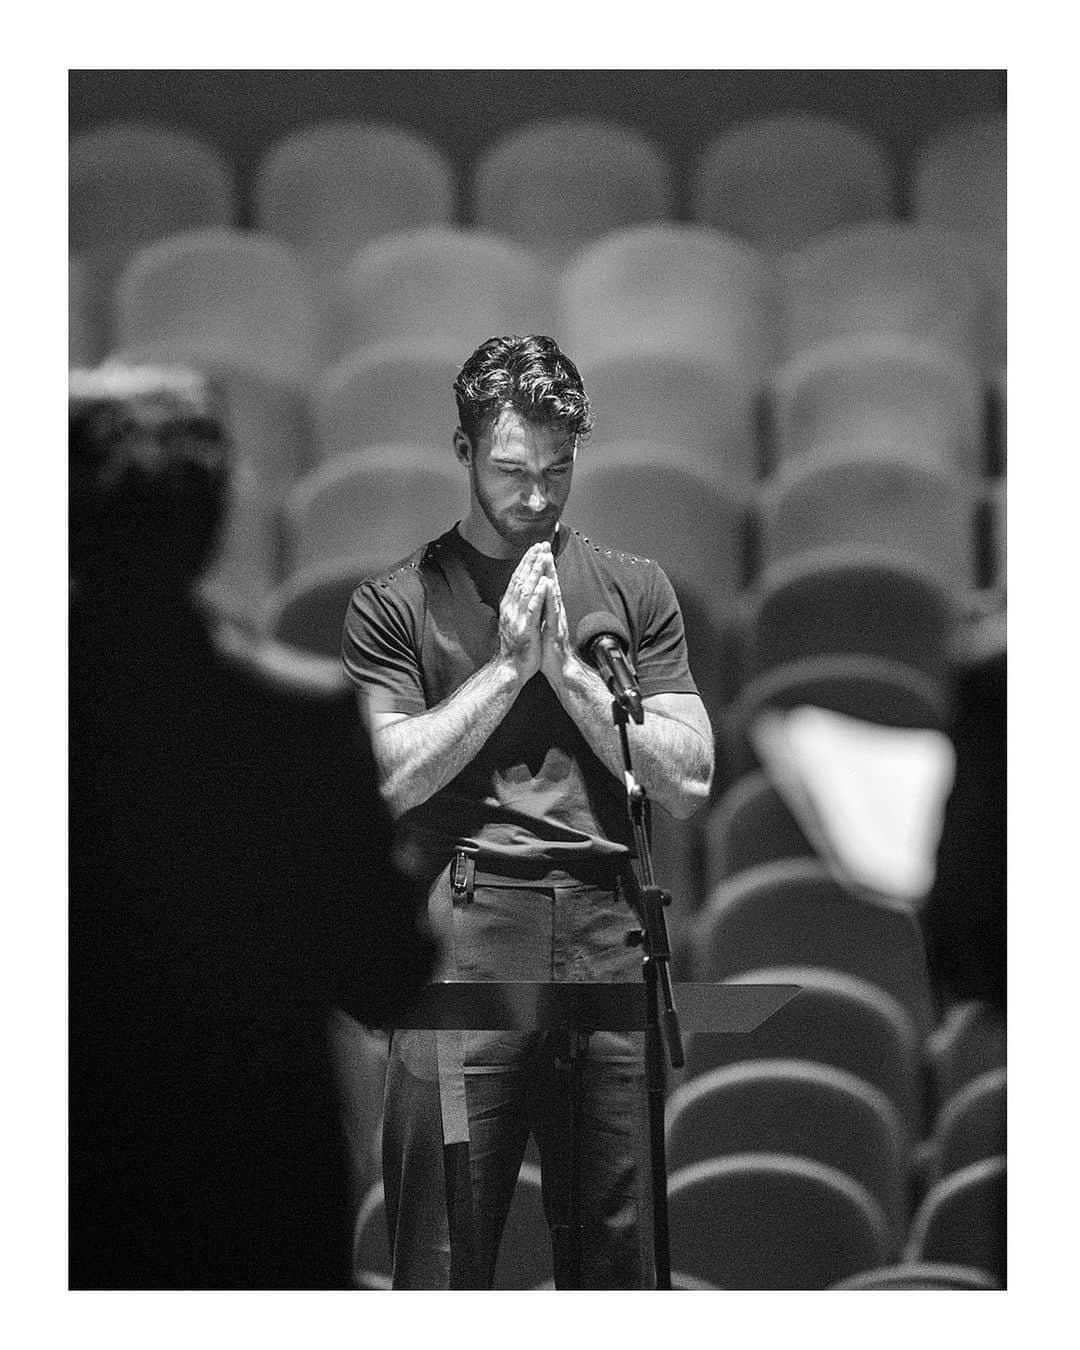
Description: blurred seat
xmin=833 ymin=1261 xmax=1000 ymax=1289
xmin=565 ymin=443 xmax=750 ymax=610
xmin=70 ymin=123 xmax=236 ymax=352
xmin=196 ymin=465 xmax=283 ymax=634
xmin=114 ymin=228 xmax=319 ymax=388
xmin=667 ymin=1154 xmax=892 ymax=1288
xmin=311 ymin=339 xmax=460 ymax=463
xmin=926 ymin=1000 xmax=1007 ymax=1109
xmin=69 ymin=256 xmax=99 ymax=367
xmin=911 ymin=114 xmax=1006 ymax=249
xmin=254 ymin=120 xmax=456 ymax=265
xmin=558 ymin=223 xmax=781 ymax=380
xmin=492 ymin=1163 xmax=554 ymax=1290
xmin=928 ymin=1068 xmax=1006 ymax=1186
xmin=693 ymin=860 xmax=936 ymax=1035
xmin=472 ymin=116 xmax=674 ymax=263
xmin=728 ymin=653 xmax=951 ymax=777
xmin=767 ymin=334 xmax=987 ymax=476
xmin=338 ymin=227 xmax=556 ymax=359
xmin=665 ymin=1060 xmax=909 ymax=1242
xmin=280 ymin=446 xmax=465 ymax=576
xmin=704 ymin=771 xmax=815 ymax=886
xmin=756 ymin=456 xmax=979 ymax=593
xmin=782 ymin=222 xmax=1002 ymax=372
xmin=351 ymin=1180 xmax=391 ymax=1288
xmin=681 ymin=966 xmax=924 ymax=1138
xmin=904 ymin=1155 xmax=1006 ymax=1286
xmin=744 ymin=548 xmax=955 ymax=688
xmin=583 ymin=351 xmax=759 ymax=486
xmin=257 ymin=556 xmax=386 ymax=674
xmin=691 ymin=113 xmax=896 ymax=252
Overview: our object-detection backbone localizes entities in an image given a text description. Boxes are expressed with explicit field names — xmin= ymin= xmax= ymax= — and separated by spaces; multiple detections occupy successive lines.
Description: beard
xmin=471 ymin=462 xmax=560 ymax=554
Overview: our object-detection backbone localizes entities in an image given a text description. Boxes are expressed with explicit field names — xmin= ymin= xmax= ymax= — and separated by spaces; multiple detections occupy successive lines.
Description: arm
xmin=366 ymin=543 xmax=551 ymax=818
xmin=538 ymin=570 xmax=714 ymax=820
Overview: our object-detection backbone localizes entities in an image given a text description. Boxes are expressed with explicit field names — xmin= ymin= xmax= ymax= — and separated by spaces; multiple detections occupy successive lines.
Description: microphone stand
xmin=609 ymin=689 xmax=684 ymax=1291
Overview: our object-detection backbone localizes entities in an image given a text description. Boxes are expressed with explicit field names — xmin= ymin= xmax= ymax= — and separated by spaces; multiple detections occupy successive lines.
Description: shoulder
xmin=347 ymin=530 xmax=456 ymax=618
xmin=560 ymin=525 xmax=660 ymax=578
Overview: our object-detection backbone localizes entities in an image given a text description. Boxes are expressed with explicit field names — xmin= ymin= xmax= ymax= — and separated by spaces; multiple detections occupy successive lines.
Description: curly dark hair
xmin=453 ymin=335 xmax=593 ymax=448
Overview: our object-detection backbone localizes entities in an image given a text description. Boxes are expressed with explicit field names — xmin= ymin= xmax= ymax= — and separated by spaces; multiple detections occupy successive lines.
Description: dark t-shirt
xmin=341 ymin=523 xmax=699 ymax=884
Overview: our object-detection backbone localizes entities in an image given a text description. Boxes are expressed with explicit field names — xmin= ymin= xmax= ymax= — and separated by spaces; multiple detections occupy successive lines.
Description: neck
xmin=458 ymin=511 xmax=559 ymax=560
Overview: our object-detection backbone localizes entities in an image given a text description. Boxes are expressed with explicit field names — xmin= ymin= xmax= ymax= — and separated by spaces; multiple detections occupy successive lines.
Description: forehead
xmin=481 ymin=408 xmax=575 ymax=464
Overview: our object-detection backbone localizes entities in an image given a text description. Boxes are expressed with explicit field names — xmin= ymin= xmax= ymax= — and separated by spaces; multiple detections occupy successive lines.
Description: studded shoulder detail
xmin=568 ymin=526 xmax=654 ymax=569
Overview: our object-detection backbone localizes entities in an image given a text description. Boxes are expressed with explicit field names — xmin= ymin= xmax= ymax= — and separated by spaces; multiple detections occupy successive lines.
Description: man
xmin=342 ymin=334 xmax=714 ymax=1288
xmin=69 ymin=363 xmax=435 ymax=1287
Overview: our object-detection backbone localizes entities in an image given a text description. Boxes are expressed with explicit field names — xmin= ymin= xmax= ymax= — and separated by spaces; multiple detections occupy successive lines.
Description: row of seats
xmin=72 ymin=217 xmax=1006 ymax=382
xmin=71 ymin=112 xmax=1005 ymax=267
xmin=349 ymin=1149 xmax=1005 ymax=1289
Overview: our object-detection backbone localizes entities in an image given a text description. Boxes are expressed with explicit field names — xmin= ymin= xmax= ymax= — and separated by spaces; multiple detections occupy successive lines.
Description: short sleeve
xmin=341 ymin=578 xmax=428 ymax=715
xmin=634 ymin=561 xmax=700 ymax=699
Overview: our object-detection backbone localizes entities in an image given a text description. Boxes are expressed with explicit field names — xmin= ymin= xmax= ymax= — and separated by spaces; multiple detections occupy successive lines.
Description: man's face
xmin=456 ymin=408 xmax=576 ymax=554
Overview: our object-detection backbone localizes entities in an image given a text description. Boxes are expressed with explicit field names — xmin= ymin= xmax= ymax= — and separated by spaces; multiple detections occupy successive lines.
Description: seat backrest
xmin=692 ymin=113 xmax=896 ymax=252
xmin=911 ymin=114 xmax=1006 ymax=247
xmin=930 ymin=1068 xmax=1007 ymax=1184
xmin=115 ymin=228 xmax=319 ymax=387
xmin=258 ymin=556 xmax=391 ymax=661
xmin=925 ymin=999 xmax=1007 ymax=1108
xmin=667 ymin=1153 xmax=893 ymax=1288
xmin=704 ymin=771 xmax=815 ymax=885
xmin=557 ymin=223 xmax=782 ymax=378
xmin=756 ymin=454 xmax=979 ymax=592
xmin=472 ymin=116 xmax=674 ymax=262
xmin=782 ymin=222 xmax=1002 ymax=372
xmin=745 ymin=546 xmax=955 ymax=688
xmin=339 ymin=226 xmax=556 ymax=352
xmin=583 ymin=350 xmax=760 ymax=486
xmin=312 ymin=339 xmax=461 ymax=463
xmin=694 ymin=860 xmax=936 ymax=1034
xmin=254 ymin=120 xmax=455 ymax=264
xmin=767 ymin=332 xmax=987 ymax=475
xmin=905 ymin=1155 xmax=1006 ymax=1286
xmin=565 ymin=443 xmax=750 ymax=607
xmin=280 ymin=446 xmax=465 ymax=576
xmin=664 ymin=1059 xmax=909 ymax=1240
xmin=70 ymin=122 xmax=235 ymax=258
xmin=833 ymin=1260 xmax=1000 ymax=1290
xmin=681 ymin=965 xmax=925 ymax=1137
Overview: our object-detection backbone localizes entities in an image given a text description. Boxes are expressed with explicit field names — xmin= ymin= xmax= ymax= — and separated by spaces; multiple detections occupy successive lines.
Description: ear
xmin=452 ymin=428 xmax=473 ymax=466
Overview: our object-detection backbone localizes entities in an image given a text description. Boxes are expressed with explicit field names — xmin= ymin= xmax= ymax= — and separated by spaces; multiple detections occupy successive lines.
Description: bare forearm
xmin=552 ymin=658 xmax=714 ymax=819
xmin=373 ymin=658 xmax=523 ymax=816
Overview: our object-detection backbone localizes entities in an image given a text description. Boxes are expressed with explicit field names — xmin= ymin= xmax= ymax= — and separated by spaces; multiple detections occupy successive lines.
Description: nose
xmin=524 ymin=481 xmax=548 ymax=513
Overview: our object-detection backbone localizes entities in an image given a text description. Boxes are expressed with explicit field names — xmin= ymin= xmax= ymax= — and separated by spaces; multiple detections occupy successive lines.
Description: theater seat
xmin=767 ymin=333 xmax=987 ymax=476
xmin=926 ymin=1000 xmax=1007 ymax=1110
xmin=664 ymin=1060 xmax=910 ymax=1242
xmin=693 ymin=859 xmax=936 ymax=1034
xmin=905 ymin=1155 xmax=1006 ymax=1286
xmin=680 ymin=966 xmax=924 ymax=1138
xmin=279 ymin=446 xmax=465 ymax=576
xmin=783 ymin=222 xmax=1002 ymax=373
xmin=704 ymin=771 xmax=815 ymax=886
xmin=911 ymin=114 xmax=1006 ymax=248
xmin=312 ymin=340 xmax=461 ymax=463
xmin=557 ymin=223 xmax=782 ymax=380
xmin=927 ymin=1068 xmax=1007 ymax=1188
xmin=756 ymin=456 xmax=979 ymax=593
xmin=667 ymin=1154 xmax=892 ymax=1288
xmin=472 ymin=116 xmax=674 ymax=263
xmin=257 ymin=556 xmax=388 ymax=670
xmin=832 ymin=1261 xmax=999 ymax=1289
xmin=691 ymin=113 xmax=896 ymax=252
xmin=254 ymin=120 xmax=455 ymax=264
xmin=114 ymin=228 xmax=319 ymax=388
xmin=338 ymin=227 xmax=556 ymax=358
xmin=583 ymin=350 xmax=760 ymax=486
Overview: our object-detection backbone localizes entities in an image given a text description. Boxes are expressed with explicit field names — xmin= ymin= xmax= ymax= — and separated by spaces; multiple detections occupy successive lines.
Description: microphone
xmin=576 ymin=611 xmax=644 ymax=724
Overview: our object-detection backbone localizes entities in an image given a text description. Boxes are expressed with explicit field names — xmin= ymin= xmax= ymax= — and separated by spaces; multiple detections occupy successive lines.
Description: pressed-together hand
xmin=498 ymin=543 xmax=554 ymax=681
xmin=539 ymin=558 xmax=576 ymax=687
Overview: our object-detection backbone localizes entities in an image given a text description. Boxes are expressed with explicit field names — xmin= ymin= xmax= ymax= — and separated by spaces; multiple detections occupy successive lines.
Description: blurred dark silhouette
xmin=68 ymin=363 xmax=436 ymax=1289
xmin=923 ymin=614 xmax=1006 ymax=1015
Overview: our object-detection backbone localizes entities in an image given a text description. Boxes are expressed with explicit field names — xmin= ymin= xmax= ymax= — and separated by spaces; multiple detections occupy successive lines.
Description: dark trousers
xmin=382 ymin=873 xmax=650 ymax=1289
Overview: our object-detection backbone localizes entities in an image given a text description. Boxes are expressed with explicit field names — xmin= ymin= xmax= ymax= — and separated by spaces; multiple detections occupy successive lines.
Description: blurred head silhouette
xmin=69 ymin=362 xmax=230 ymax=594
